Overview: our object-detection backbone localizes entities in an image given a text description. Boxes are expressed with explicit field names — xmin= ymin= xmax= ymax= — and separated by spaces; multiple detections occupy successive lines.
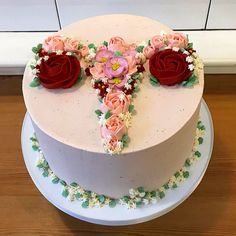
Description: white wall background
xmin=0 ymin=0 xmax=235 ymax=31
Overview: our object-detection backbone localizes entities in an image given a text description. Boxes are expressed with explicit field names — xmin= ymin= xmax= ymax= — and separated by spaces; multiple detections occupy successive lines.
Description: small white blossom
xmin=90 ymin=79 xmax=95 ymax=86
xmin=186 ymin=56 xmax=193 ymax=63
xmin=32 ymin=68 xmax=40 ymax=75
xmin=139 ymin=192 xmax=146 ymax=198
xmin=56 ymin=50 xmax=63 ymax=55
xmin=101 ymin=77 xmax=108 ymax=83
xmin=99 ymin=114 xmax=106 ymax=125
xmin=143 ymin=199 xmax=149 ymax=205
xmin=172 ymin=47 xmax=179 ymax=52
xmin=138 ymin=40 xmax=148 ymax=47
xmin=188 ymin=64 xmax=194 ymax=71
xmin=95 ymin=89 xmax=100 ymax=95
xmin=106 ymin=87 xmax=112 ymax=93
xmin=124 ymin=83 xmax=132 ymax=90
xmin=36 ymin=58 xmax=42 ymax=65
xmin=30 ymin=59 xmax=37 ymax=67
xmin=135 ymin=52 xmax=146 ymax=64
xmin=151 ymin=198 xmax=157 ymax=204
xmin=66 ymin=52 xmax=72 ymax=56
xmin=119 ymin=93 xmax=125 ymax=101
xmin=183 ymin=50 xmax=190 ymax=55
xmin=160 ymin=30 xmax=167 ymax=36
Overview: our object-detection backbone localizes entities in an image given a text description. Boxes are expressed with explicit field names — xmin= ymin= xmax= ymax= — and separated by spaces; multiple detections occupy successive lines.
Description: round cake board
xmin=21 ymin=99 xmax=214 ymax=226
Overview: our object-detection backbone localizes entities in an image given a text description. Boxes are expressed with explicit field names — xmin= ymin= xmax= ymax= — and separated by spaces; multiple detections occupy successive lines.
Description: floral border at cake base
xmin=30 ymin=121 xmax=205 ymax=209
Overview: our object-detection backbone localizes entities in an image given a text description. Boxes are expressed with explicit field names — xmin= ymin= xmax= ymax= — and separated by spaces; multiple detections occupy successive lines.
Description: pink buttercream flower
xmin=101 ymin=90 xmax=131 ymax=115
xmin=143 ymin=45 xmax=155 ymax=59
xmin=105 ymin=136 xmax=119 ymax=152
xmin=90 ymin=63 xmax=105 ymax=79
xmin=79 ymin=45 xmax=89 ymax=57
xmin=64 ymin=38 xmax=79 ymax=52
xmin=123 ymin=50 xmax=141 ymax=64
xmin=167 ymin=33 xmax=188 ymax=48
xmin=43 ymin=35 xmax=64 ymax=52
xmin=125 ymin=56 xmax=137 ymax=75
xmin=151 ymin=35 xmax=165 ymax=50
xmin=128 ymin=43 xmax=137 ymax=51
xmin=108 ymin=36 xmax=127 ymax=53
xmin=101 ymin=115 xmax=127 ymax=140
xmin=96 ymin=49 xmax=113 ymax=63
xmin=104 ymin=56 xmax=128 ymax=79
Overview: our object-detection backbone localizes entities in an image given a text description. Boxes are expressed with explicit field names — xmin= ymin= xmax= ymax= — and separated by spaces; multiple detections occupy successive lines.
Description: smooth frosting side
xmin=23 ymin=14 xmax=204 ymax=154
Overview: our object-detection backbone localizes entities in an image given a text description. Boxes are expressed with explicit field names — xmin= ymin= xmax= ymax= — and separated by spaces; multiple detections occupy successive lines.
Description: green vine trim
xmin=30 ymin=120 xmax=205 ymax=209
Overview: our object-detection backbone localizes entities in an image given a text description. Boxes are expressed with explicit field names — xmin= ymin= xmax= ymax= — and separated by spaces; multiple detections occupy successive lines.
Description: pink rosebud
xmin=106 ymin=136 xmax=119 ymax=152
xmin=101 ymin=90 xmax=131 ymax=115
xmin=64 ymin=38 xmax=79 ymax=52
xmin=90 ymin=63 xmax=105 ymax=79
xmin=143 ymin=45 xmax=155 ymax=59
xmin=43 ymin=35 xmax=64 ymax=52
xmin=167 ymin=33 xmax=188 ymax=49
xmin=151 ymin=35 xmax=165 ymax=50
xmin=101 ymin=115 xmax=127 ymax=140
xmin=80 ymin=45 xmax=89 ymax=57
xmin=125 ymin=55 xmax=138 ymax=75
xmin=108 ymin=36 xmax=127 ymax=53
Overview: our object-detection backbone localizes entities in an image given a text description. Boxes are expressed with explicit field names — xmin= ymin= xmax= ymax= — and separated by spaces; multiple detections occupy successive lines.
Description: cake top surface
xmin=23 ymin=14 xmax=204 ymax=154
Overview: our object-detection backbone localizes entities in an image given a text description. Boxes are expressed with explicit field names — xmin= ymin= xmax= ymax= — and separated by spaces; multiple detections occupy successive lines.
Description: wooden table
xmin=0 ymin=75 xmax=236 ymax=236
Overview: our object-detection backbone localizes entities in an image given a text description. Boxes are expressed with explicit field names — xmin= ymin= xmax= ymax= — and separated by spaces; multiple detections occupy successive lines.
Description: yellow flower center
xmin=113 ymin=78 xmax=121 ymax=84
xmin=112 ymin=63 xmax=120 ymax=71
xmin=101 ymin=57 xmax=107 ymax=63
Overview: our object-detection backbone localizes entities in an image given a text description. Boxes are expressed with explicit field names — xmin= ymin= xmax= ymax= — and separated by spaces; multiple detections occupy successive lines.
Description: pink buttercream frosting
xmin=151 ymin=35 xmax=165 ymax=50
xmin=79 ymin=45 xmax=89 ymax=57
xmin=167 ymin=33 xmax=188 ymax=48
xmin=143 ymin=45 xmax=155 ymax=59
xmin=101 ymin=115 xmax=127 ymax=140
xmin=43 ymin=35 xmax=64 ymax=52
xmin=64 ymin=38 xmax=79 ymax=52
xmin=90 ymin=63 xmax=105 ymax=79
xmin=108 ymin=36 xmax=127 ymax=53
xmin=100 ymin=91 xmax=131 ymax=115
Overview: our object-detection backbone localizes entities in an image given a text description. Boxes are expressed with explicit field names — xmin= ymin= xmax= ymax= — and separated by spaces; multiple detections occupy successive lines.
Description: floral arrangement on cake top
xmin=142 ymin=32 xmax=203 ymax=87
xmin=29 ymin=32 xmax=203 ymax=155
xmin=29 ymin=35 xmax=87 ymax=89
xmin=83 ymin=37 xmax=147 ymax=154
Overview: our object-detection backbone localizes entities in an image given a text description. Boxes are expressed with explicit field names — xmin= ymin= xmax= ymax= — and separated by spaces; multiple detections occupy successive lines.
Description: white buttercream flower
xmin=160 ymin=30 xmax=167 ymax=36
xmin=138 ymin=40 xmax=148 ymax=47
xmin=188 ymin=64 xmax=194 ymax=71
xmin=172 ymin=47 xmax=179 ymax=52
xmin=124 ymin=83 xmax=132 ymax=90
xmin=95 ymin=89 xmax=100 ymax=95
xmin=101 ymin=77 xmax=108 ymax=83
xmin=118 ymin=93 xmax=125 ymax=101
xmin=66 ymin=52 xmax=72 ymax=56
xmin=186 ymin=56 xmax=193 ymax=63
xmin=183 ymin=50 xmax=190 ymax=55
xmin=32 ymin=68 xmax=40 ymax=75
xmin=56 ymin=50 xmax=63 ymax=55
xmin=98 ymin=114 xmax=106 ymax=125
xmin=106 ymin=87 xmax=112 ymax=93
xmin=90 ymin=79 xmax=95 ymax=86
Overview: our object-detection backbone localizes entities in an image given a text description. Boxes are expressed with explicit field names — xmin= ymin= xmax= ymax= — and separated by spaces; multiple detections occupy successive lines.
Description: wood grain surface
xmin=0 ymin=74 xmax=236 ymax=236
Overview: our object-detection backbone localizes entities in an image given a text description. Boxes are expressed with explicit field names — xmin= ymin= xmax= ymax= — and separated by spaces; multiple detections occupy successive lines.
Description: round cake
xmin=23 ymin=15 xmax=204 ymax=203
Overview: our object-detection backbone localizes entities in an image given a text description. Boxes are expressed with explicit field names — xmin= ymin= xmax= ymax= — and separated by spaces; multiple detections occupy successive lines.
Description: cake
xmin=23 ymin=15 xmax=205 ymax=208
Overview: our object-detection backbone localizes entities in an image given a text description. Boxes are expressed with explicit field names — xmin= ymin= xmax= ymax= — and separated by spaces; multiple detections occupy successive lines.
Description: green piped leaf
xmin=60 ymin=180 xmax=67 ymax=186
xmin=30 ymin=137 xmax=37 ymax=142
xmin=132 ymin=72 xmax=140 ymax=80
xmin=163 ymin=183 xmax=169 ymax=190
xmin=32 ymin=144 xmax=39 ymax=151
xmin=109 ymin=199 xmax=117 ymax=208
xmin=114 ymin=51 xmax=122 ymax=56
xmin=70 ymin=182 xmax=78 ymax=187
xmin=136 ymin=201 xmax=143 ymax=207
xmin=195 ymin=150 xmax=201 ymax=157
xmin=150 ymin=191 xmax=157 ymax=198
xmin=148 ymin=39 xmax=151 ymax=46
xmin=172 ymin=183 xmax=178 ymax=189
xmin=32 ymin=43 xmax=42 ymax=54
xmin=128 ymin=104 xmax=135 ymax=113
xmin=42 ymin=160 xmax=49 ymax=168
xmin=121 ymin=134 xmax=129 ymax=147
xmin=136 ymin=45 xmax=144 ymax=53
xmin=30 ymin=77 xmax=40 ymax=87
xmin=42 ymin=170 xmax=49 ymax=177
xmin=88 ymin=43 xmax=96 ymax=50
xmin=105 ymin=110 xmax=112 ymax=119
xmin=174 ymin=171 xmax=180 ymax=178
xmin=122 ymin=195 xmax=130 ymax=203
xmin=137 ymin=186 xmax=145 ymax=193
xmin=183 ymin=171 xmax=190 ymax=178
xmin=103 ymin=41 xmax=108 ymax=47
xmin=76 ymin=68 xmax=84 ymax=84
xmin=82 ymin=200 xmax=89 ymax=208
xmin=36 ymin=163 xmax=44 ymax=168
xmin=62 ymin=188 xmax=69 ymax=198
xmin=75 ymin=192 xmax=81 ymax=199
xmin=95 ymin=109 xmax=102 ymax=117
xmin=98 ymin=195 xmax=105 ymax=203
xmin=149 ymin=74 xmax=160 ymax=86
xmin=198 ymin=137 xmax=203 ymax=144
xmin=52 ymin=177 xmax=60 ymax=184
xmin=185 ymin=159 xmax=191 ymax=167
xmin=182 ymin=73 xmax=198 ymax=88
xmin=159 ymin=191 xmax=165 ymax=199
xmin=32 ymin=47 xmax=38 ymax=54
xmin=186 ymin=42 xmax=193 ymax=49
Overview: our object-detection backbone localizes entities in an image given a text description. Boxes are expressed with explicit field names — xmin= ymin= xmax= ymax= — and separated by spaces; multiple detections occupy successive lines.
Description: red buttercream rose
xmin=37 ymin=53 xmax=81 ymax=89
xmin=149 ymin=49 xmax=192 ymax=86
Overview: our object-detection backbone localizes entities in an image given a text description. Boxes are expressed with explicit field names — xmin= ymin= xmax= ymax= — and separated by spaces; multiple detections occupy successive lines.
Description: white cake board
xmin=21 ymin=99 xmax=214 ymax=226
